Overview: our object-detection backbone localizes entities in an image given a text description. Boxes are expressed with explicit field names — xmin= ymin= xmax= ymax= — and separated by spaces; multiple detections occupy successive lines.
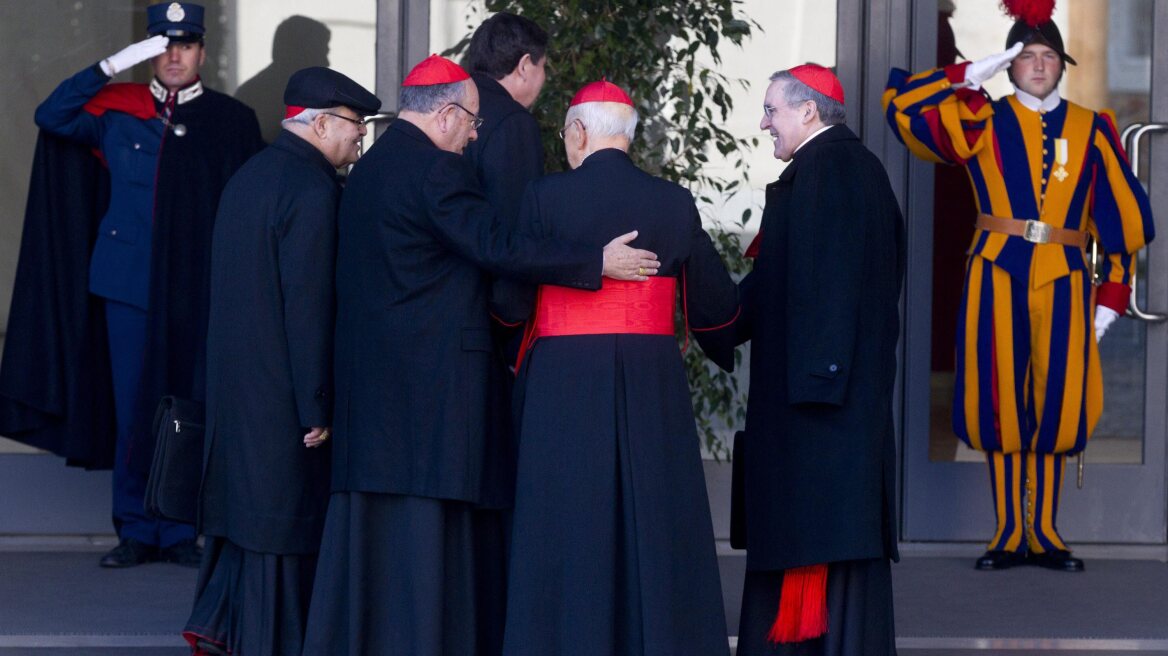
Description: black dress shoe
xmin=1029 ymin=549 xmax=1084 ymax=572
xmin=99 ymin=539 xmax=157 ymax=568
xmin=159 ymin=539 xmax=203 ymax=567
xmin=975 ymin=549 xmax=1027 ymax=570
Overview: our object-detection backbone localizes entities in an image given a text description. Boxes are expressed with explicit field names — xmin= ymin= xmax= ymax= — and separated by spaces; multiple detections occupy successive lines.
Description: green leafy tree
xmin=447 ymin=0 xmax=759 ymax=459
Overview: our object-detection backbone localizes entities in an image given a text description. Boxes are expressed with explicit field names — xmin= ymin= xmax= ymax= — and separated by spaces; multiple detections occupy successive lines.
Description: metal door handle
xmin=1123 ymin=123 xmax=1168 ymax=322
xmin=1121 ymin=123 xmax=1145 ymax=154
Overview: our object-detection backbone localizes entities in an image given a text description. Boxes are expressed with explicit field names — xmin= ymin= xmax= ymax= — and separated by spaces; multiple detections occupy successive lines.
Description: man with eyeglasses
xmin=701 ymin=64 xmax=904 ymax=654
xmin=2 ymin=2 xmax=263 ymax=569
xmin=302 ymin=54 xmax=659 ymax=656
xmin=182 ymin=66 xmax=380 ymax=656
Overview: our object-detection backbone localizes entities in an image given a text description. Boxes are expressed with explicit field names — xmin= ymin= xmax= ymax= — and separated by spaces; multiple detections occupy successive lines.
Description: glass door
xmin=901 ymin=0 xmax=1168 ymax=545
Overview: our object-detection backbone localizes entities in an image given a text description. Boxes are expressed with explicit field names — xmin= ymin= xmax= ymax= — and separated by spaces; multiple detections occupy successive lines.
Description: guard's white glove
xmin=1095 ymin=306 xmax=1120 ymax=342
xmin=963 ymin=42 xmax=1024 ymax=89
xmin=99 ymin=35 xmax=169 ymax=77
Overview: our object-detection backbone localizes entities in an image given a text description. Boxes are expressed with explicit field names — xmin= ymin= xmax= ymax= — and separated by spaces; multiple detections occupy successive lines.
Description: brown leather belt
xmin=975 ymin=213 xmax=1088 ymax=248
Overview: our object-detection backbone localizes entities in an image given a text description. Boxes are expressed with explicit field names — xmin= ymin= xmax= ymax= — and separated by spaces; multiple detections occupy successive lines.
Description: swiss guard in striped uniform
xmin=884 ymin=0 xmax=1154 ymax=572
xmin=493 ymin=80 xmax=738 ymax=656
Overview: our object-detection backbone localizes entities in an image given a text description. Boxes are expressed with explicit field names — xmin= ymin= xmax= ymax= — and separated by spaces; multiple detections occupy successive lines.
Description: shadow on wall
xmin=235 ymin=16 xmax=332 ymax=144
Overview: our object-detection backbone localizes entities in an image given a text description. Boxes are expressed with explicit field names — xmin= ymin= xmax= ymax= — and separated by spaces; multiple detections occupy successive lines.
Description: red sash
xmin=516 ymin=277 xmax=676 ymax=367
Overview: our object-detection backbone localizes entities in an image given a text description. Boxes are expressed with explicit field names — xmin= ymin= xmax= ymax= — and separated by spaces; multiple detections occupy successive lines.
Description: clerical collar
xmin=794 ymin=124 xmax=836 ymax=155
xmin=150 ymin=77 xmax=204 ymax=105
xmin=1013 ymin=86 xmax=1061 ymax=113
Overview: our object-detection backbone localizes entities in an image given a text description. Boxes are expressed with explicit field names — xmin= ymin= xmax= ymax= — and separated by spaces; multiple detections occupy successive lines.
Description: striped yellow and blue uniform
xmin=884 ymin=64 xmax=1154 ymax=553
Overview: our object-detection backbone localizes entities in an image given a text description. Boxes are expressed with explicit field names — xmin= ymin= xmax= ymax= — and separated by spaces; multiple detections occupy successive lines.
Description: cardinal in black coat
xmin=183 ymin=67 xmax=382 ymax=656
xmin=492 ymin=80 xmax=739 ymax=656
xmin=702 ymin=65 xmax=903 ymax=656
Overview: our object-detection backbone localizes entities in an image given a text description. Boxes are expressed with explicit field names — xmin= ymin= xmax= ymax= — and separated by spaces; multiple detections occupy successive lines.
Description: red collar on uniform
xmin=83 ymin=83 xmax=156 ymax=120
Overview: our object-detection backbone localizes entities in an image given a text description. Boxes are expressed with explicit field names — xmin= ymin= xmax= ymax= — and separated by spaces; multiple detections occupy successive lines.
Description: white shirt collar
xmin=794 ymin=124 xmax=835 ymax=155
xmin=1013 ymin=86 xmax=1061 ymax=113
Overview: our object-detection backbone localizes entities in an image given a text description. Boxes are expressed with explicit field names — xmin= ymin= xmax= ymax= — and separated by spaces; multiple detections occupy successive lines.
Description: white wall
xmin=234 ymin=2 xmax=377 ymax=90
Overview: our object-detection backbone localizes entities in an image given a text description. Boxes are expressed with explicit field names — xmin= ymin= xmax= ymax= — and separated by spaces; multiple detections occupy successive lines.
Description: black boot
xmin=974 ymin=549 xmax=1027 ymax=570
xmin=1029 ymin=549 xmax=1084 ymax=572
xmin=99 ymin=538 xmax=157 ymax=568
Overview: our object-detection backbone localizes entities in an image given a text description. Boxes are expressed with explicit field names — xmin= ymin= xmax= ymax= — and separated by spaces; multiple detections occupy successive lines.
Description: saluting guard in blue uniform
xmin=2 ymin=2 xmax=263 ymax=568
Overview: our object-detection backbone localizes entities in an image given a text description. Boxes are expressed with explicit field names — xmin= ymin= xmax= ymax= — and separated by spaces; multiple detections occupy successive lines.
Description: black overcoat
xmin=0 ymin=133 xmax=115 ymax=467
xmin=330 ymin=119 xmax=601 ymax=505
xmin=198 ymin=131 xmax=336 ymax=555
xmin=463 ymin=73 xmax=543 ymax=228
xmin=705 ymin=125 xmax=905 ymax=571
xmin=462 ymin=74 xmax=546 ymax=509
xmin=0 ymin=88 xmax=262 ymax=470
xmin=494 ymin=148 xmax=738 ymax=655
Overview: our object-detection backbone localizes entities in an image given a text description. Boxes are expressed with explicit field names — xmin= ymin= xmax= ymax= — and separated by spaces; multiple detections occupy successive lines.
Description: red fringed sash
xmin=767 ymin=564 xmax=829 ymax=644
xmin=515 ymin=277 xmax=676 ymax=367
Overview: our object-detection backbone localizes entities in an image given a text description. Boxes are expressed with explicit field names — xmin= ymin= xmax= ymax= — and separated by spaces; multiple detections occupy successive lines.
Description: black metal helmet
xmin=1005 ymin=19 xmax=1077 ymax=66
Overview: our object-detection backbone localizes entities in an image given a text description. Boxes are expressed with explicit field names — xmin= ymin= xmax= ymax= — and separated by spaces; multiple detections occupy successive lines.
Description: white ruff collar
xmin=1013 ymin=86 xmax=1061 ymax=113
xmin=150 ymin=77 xmax=204 ymax=105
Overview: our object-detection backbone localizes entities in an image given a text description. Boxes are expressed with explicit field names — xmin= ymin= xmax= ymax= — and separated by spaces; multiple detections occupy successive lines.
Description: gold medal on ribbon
xmin=1053 ymin=138 xmax=1069 ymax=183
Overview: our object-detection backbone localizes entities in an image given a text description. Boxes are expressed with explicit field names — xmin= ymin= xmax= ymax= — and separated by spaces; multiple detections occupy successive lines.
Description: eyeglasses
xmin=447 ymin=102 xmax=484 ymax=130
xmin=763 ymin=100 xmax=810 ymax=118
xmin=322 ymin=112 xmax=366 ymax=126
xmin=558 ymin=119 xmax=585 ymax=140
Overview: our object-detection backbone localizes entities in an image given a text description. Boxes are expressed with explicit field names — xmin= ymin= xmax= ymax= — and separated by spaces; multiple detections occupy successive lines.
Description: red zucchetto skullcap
xmin=402 ymin=54 xmax=470 ymax=87
xmin=569 ymin=78 xmax=634 ymax=107
xmin=788 ymin=64 xmax=845 ymax=105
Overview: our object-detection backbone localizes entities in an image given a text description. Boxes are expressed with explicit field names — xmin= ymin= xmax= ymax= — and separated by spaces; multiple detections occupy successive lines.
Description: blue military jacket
xmin=35 ymin=65 xmax=190 ymax=310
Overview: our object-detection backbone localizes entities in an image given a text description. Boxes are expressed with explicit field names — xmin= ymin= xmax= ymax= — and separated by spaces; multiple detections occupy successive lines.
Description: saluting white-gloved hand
xmin=1095 ymin=306 xmax=1120 ymax=342
xmin=963 ymin=41 xmax=1024 ymax=89
xmin=99 ymin=35 xmax=169 ymax=77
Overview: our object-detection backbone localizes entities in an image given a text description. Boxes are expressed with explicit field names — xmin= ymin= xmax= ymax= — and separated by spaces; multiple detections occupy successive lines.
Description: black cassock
xmin=703 ymin=125 xmax=904 ymax=656
xmin=493 ymin=148 xmax=738 ymax=656
xmin=0 ymin=90 xmax=262 ymax=471
xmin=303 ymin=119 xmax=602 ymax=656
xmin=183 ymin=131 xmax=337 ymax=656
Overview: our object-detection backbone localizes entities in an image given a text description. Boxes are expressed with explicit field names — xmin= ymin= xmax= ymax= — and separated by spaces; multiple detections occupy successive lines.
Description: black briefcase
xmin=730 ymin=430 xmax=747 ymax=549
xmin=144 ymin=396 xmax=204 ymax=524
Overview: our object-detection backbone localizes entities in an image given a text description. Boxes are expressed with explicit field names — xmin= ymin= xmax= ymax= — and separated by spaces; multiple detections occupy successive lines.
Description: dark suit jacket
xmin=705 ymin=125 xmax=905 ymax=571
xmin=464 ymin=73 xmax=544 ymax=228
xmin=199 ymin=131 xmax=335 ymax=554
xmin=331 ymin=119 xmax=601 ymax=503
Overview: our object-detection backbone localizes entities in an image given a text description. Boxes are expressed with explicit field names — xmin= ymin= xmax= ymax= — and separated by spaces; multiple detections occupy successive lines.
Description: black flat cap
xmin=284 ymin=67 xmax=382 ymax=116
